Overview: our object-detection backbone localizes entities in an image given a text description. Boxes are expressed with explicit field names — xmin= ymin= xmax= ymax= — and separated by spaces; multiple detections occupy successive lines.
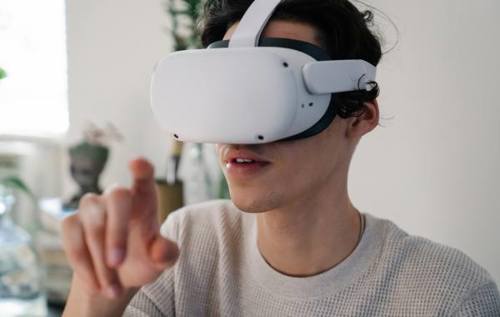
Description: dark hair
xmin=200 ymin=0 xmax=382 ymax=119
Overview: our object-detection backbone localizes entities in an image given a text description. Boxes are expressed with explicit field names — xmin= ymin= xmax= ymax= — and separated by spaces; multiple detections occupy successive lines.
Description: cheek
xmin=273 ymin=142 xmax=323 ymax=183
xmin=276 ymin=136 xmax=342 ymax=182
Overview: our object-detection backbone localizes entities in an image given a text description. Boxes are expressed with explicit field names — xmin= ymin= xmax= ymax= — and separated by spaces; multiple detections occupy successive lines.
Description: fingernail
xmin=105 ymin=284 xmax=121 ymax=299
xmin=108 ymin=248 xmax=125 ymax=267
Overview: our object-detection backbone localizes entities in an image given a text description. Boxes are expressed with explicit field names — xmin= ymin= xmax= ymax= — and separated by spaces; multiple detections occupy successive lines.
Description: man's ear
xmin=345 ymin=100 xmax=380 ymax=138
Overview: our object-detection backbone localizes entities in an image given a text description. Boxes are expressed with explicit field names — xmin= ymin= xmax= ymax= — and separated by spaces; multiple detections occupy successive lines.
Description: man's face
xmin=216 ymin=20 xmax=356 ymax=213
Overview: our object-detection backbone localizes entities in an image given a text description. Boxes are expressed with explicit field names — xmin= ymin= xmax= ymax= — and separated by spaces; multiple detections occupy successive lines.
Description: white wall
xmin=66 ymin=0 xmax=500 ymax=283
xmin=349 ymin=0 xmax=500 ymax=283
xmin=65 ymin=0 xmax=172 ymax=197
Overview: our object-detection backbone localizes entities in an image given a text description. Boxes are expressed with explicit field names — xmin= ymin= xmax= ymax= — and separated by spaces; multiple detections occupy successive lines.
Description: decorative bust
xmin=64 ymin=123 xmax=122 ymax=210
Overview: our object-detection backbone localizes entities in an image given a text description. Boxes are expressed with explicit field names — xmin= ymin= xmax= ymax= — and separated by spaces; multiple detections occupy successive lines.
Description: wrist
xmin=63 ymin=276 xmax=139 ymax=317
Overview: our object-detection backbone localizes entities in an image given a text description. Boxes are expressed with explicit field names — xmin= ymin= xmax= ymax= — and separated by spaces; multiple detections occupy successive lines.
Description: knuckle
xmin=106 ymin=187 xmax=132 ymax=203
xmin=61 ymin=214 xmax=79 ymax=234
xmin=79 ymin=193 xmax=102 ymax=209
xmin=79 ymin=197 xmax=106 ymax=227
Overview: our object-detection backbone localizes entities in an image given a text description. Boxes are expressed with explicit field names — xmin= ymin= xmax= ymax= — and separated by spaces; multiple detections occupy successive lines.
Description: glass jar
xmin=0 ymin=184 xmax=47 ymax=316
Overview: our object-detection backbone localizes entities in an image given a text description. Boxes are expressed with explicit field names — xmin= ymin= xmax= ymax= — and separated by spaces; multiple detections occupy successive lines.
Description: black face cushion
xmin=208 ymin=37 xmax=331 ymax=61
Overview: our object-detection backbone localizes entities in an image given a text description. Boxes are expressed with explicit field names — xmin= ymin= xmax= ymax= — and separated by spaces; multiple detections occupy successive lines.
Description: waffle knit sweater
xmin=124 ymin=200 xmax=500 ymax=316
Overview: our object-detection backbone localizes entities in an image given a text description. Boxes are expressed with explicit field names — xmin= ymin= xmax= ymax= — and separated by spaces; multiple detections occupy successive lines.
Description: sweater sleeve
xmin=123 ymin=212 xmax=180 ymax=317
xmin=453 ymin=281 xmax=500 ymax=316
xmin=123 ymin=291 xmax=166 ymax=317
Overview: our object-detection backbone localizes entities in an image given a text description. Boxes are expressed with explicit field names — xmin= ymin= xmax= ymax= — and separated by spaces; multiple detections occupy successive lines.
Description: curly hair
xmin=199 ymin=0 xmax=382 ymax=119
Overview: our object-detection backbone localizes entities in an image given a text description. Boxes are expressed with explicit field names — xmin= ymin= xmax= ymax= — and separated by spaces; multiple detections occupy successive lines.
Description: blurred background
xmin=0 ymin=0 xmax=499 ymax=315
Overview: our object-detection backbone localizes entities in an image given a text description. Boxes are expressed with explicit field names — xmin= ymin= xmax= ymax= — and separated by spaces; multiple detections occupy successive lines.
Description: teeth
xmin=235 ymin=158 xmax=254 ymax=163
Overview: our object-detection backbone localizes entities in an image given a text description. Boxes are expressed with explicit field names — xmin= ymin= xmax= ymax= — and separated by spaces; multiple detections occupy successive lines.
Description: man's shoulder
xmin=377 ymin=217 xmax=496 ymax=301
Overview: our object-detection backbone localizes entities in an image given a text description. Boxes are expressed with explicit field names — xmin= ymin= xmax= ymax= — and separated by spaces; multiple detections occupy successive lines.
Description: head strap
xmin=228 ymin=0 xmax=283 ymax=48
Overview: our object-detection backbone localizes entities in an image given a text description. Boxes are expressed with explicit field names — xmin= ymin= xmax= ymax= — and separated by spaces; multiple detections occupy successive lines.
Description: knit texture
xmin=124 ymin=200 xmax=500 ymax=316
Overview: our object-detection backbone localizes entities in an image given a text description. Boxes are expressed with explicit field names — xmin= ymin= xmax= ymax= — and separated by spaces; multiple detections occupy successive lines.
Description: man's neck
xmin=255 ymin=179 xmax=361 ymax=277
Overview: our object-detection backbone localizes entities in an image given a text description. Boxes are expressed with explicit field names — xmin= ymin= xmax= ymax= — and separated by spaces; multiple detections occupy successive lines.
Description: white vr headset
xmin=151 ymin=0 xmax=377 ymax=144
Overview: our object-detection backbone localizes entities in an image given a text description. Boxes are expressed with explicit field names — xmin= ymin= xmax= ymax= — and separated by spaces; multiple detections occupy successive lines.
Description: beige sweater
xmin=124 ymin=200 xmax=500 ymax=316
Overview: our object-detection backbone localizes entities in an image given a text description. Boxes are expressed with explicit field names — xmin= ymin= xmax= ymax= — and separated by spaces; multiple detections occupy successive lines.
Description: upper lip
xmin=224 ymin=149 xmax=271 ymax=164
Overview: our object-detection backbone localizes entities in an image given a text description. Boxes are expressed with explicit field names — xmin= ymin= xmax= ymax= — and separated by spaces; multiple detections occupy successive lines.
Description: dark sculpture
xmin=63 ymin=123 xmax=121 ymax=210
xmin=63 ymin=142 xmax=109 ymax=210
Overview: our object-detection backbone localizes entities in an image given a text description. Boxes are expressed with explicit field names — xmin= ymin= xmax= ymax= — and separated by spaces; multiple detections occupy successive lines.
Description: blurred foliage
xmin=0 ymin=67 xmax=6 ymax=80
xmin=163 ymin=0 xmax=231 ymax=200
xmin=0 ymin=176 xmax=35 ymax=202
xmin=165 ymin=0 xmax=205 ymax=51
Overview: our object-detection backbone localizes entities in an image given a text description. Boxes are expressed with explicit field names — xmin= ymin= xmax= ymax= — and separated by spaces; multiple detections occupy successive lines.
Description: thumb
xmin=149 ymin=235 xmax=179 ymax=269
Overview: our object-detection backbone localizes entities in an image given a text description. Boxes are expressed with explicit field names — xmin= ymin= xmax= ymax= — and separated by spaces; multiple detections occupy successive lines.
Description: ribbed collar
xmin=240 ymin=212 xmax=387 ymax=300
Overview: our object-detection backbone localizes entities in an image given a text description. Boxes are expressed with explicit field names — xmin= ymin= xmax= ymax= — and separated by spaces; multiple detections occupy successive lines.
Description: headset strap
xmin=229 ymin=0 xmax=283 ymax=48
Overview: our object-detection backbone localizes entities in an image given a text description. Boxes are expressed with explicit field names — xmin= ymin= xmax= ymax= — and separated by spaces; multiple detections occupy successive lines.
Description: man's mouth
xmin=235 ymin=158 xmax=255 ymax=164
xmin=226 ymin=157 xmax=270 ymax=168
xmin=219 ymin=145 xmax=272 ymax=178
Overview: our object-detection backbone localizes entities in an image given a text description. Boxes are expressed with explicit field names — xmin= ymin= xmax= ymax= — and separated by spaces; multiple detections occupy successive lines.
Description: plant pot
xmin=155 ymin=179 xmax=183 ymax=223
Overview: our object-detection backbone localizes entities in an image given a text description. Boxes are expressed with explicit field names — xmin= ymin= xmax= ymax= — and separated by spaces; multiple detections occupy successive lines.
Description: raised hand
xmin=62 ymin=158 xmax=179 ymax=300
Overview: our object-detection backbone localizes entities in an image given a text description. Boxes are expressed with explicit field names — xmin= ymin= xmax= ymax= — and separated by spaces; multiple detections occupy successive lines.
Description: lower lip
xmin=225 ymin=161 xmax=271 ymax=178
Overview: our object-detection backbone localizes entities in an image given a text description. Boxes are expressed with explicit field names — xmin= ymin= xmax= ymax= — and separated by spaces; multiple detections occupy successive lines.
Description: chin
xmin=229 ymin=186 xmax=283 ymax=214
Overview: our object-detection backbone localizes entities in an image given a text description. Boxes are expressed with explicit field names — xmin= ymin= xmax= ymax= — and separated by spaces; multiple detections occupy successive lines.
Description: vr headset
xmin=151 ymin=0 xmax=377 ymax=144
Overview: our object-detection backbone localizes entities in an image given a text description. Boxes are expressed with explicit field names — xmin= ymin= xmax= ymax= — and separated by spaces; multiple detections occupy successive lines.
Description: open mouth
xmin=234 ymin=158 xmax=258 ymax=164
xmin=228 ymin=158 xmax=269 ymax=165
xmin=220 ymin=146 xmax=272 ymax=176
xmin=225 ymin=157 xmax=271 ymax=170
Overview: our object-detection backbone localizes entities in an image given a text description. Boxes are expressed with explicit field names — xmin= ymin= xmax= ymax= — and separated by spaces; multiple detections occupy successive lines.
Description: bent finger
xmin=104 ymin=186 xmax=133 ymax=268
xmin=149 ymin=234 xmax=180 ymax=270
xmin=61 ymin=215 xmax=100 ymax=293
xmin=79 ymin=194 xmax=123 ymax=298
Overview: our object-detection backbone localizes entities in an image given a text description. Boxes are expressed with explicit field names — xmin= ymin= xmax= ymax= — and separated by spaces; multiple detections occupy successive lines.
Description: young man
xmin=62 ymin=0 xmax=500 ymax=316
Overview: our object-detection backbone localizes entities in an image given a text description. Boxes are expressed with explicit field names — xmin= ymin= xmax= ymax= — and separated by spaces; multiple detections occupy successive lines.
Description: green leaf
xmin=0 ymin=176 xmax=36 ymax=201
xmin=0 ymin=67 xmax=6 ymax=80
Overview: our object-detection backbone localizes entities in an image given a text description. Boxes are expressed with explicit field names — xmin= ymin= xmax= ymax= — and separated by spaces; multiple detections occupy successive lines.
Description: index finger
xmin=128 ymin=158 xmax=158 ymax=217
xmin=129 ymin=158 xmax=156 ymax=196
